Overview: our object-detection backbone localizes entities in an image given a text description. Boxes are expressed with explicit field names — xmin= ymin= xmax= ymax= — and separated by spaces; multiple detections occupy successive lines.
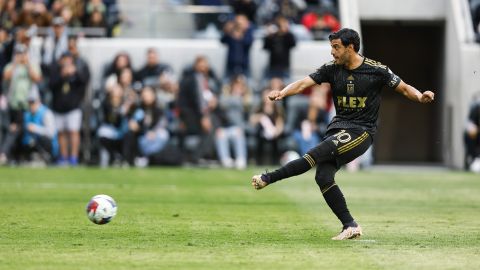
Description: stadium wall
xmin=358 ymin=0 xmax=446 ymax=20
xmin=444 ymin=0 xmax=480 ymax=169
xmin=74 ymin=38 xmax=332 ymax=91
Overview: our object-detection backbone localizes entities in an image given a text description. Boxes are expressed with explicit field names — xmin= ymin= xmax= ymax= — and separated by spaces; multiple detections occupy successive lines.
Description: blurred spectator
xmin=13 ymin=26 xmax=31 ymax=48
xmin=11 ymin=26 xmax=40 ymax=66
xmin=192 ymin=0 xmax=224 ymax=31
xmin=19 ymin=85 xmax=58 ymax=163
xmin=0 ymin=103 xmax=7 ymax=164
xmin=84 ymin=0 xmax=106 ymax=29
xmin=263 ymin=16 xmax=296 ymax=80
xmin=215 ymin=74 xmax=251 ymax=169
xmin=103 ymin=0 xmax=122 ymax=37
xmin=291 ymin=84 xmax=329 ymax=155
xmin=136 ymin=48 xmax=171 ymax=87
xmin=0 ymin=27 xmax=13 ymax=162
xmin=0 ymin=26 xmax=13 ymax=91
xmin=471 ymin=0 xmax=480 ymax=41
xmin=0 ymin=0 xmax=18 ymax=32
xmin=250 ymin=87 xmax=285 ymax=165
xmin=15 ymin=0 xmax=52 ymax=27
xmin=465 ymin=95 xmax=480 ymax=171
xmin=67 ymin=36 xmax=90 ymax=81
xmin=282 ymin=79 xmax=308 ymax=135
xmin=121 ymin=100 xmax=144 ymax=166
xmin=220 ymin=14 xmax=254 ymax=79
xmin=60 ymin=6 xmax=74 ymax=26
xmin=3 ymin=43 xmax=42 ymax=120
xmin=177 ymin=55 xmax=221 ymax=163
xmin=156 ymin=71 xmax=179 ymax=110
xmin=50 ymin=0 xmax=64 ymax=17
xmin=117 ymin=67 xmax=135 ymax=92
xmin=301 ymin=9 xmax=340 ymax=40
xmin=136 ymin=48 xmax=178 ymax=109
xmin=0 ymin=44 xmax=42 ymax=164
xmin=97 ymin=83 xmax=135 ymax=167
xmin=61 ymin=0 xmax=84 ymax=27
xmin=41 ymin=16 xmax=69 ymax=75
xmin=136 ymin=86 xmax=171 ymax=166
xmin=103 ymin=51 xmax=132 ymax=92
xmin=49 ymin=50 xmax=89 ymax=166
xmin=86 ymin=0 xmax=105 ymax=13
xmin=231 ymin=0 xmax=257 ymax=23
xmin=61 ymin=7 xmax=79 ymax=27
xmin=86 ymin=7 xmax=106 ymax=29
xmin=104 ymin=52 xmax=132 ymax=78
xmin=257 ymin=0 xmax=306 ymax=25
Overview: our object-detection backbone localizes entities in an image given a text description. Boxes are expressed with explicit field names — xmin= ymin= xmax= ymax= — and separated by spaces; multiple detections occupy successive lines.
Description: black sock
xmin=343 ymin=220 xmax=358 ymax=229
xmin=266 ymin=156 xmax=313 ymax=183
xmin=321 ymin=183 xmax=354 ymax=226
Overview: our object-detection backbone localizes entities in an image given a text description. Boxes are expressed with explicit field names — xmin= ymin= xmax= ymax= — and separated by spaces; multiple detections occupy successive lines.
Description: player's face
xmin=330 ymin=39 xmax=349 ymax=65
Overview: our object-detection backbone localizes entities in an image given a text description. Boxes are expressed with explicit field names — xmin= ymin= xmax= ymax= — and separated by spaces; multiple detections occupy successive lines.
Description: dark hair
xmin=147 ymin=47 xmax=157 ymax=54
xmin=328 ymin=28 xmax=360 ymax=52
xmin=68 ymin=35 xmax=78 ymax=42
xmin=106 ymin=52 xmax=132 ymax=77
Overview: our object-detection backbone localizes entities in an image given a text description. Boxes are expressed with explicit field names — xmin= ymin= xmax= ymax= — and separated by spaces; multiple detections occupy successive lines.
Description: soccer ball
xmin=86 ymin=194 xmax=117 ymax=225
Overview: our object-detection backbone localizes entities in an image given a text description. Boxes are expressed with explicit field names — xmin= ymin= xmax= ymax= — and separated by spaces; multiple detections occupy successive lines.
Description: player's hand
xmin=420 ymin=91 xmax=434 ymax=103
xmin=268 ymin=90 xmax=284 ymax=101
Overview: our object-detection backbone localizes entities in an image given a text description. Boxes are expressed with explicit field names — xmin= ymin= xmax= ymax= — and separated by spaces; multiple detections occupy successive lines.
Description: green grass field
xmin=0 ymin=167 xmax=479 ymax=269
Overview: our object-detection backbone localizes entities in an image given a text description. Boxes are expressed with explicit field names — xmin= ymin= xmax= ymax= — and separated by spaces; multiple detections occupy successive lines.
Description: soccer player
xmin=251 ymin=28 xmax=435 ymax=240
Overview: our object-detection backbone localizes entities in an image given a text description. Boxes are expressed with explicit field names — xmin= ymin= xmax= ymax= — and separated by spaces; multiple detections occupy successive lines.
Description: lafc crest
xmin=347 ymin=84 xmax=354 ymax=95
xmin=346 ymin=74 xmax=355 ymax=95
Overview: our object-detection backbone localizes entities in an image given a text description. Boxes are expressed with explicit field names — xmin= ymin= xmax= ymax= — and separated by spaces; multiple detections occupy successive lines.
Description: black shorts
xmin=306 ymin=128 xmax=372 ymax=168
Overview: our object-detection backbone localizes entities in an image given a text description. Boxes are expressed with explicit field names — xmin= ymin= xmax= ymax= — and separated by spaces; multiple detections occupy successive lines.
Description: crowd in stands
xmin=0 ymin=0 xmax=122 ymax=37
xmin=195 ymin=0 xmax=340 ymax=41
xmin=0 ymin=0 xmax=339 ymax=168
xmin=0 ymin=36 xmax=332 ymax=168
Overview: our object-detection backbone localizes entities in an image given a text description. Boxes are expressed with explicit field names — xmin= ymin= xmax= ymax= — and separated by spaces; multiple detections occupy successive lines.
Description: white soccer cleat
xmin=331 ymin=225 xmax=363 ymax=240
xmin=251 ymin=174 xmax=269 ymax=190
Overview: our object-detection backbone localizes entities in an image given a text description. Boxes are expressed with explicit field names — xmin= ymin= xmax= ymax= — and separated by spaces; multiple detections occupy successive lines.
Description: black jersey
xmin=309 ymin=57 xmax=401 ymax=135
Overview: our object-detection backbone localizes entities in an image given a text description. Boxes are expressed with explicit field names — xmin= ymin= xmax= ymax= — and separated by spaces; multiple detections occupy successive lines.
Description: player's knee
xmin=315 ymin=171 xmax=334 ymax=191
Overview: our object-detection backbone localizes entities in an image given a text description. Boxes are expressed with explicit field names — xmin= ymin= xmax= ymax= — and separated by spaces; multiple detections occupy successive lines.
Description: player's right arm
xmin=269 ymin=62 xmax=332 ymax=101
xmin=268 ymin=76 xmax=316 ymax=101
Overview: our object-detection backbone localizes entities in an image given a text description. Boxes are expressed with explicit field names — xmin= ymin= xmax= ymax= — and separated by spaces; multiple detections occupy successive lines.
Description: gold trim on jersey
xmin=303 ymin=154 xmax=316 ymax=168
xmin=337 ymin=132 xmax=369 ymax=155
xmin=364 ymin=58 xmax=387 ymax=69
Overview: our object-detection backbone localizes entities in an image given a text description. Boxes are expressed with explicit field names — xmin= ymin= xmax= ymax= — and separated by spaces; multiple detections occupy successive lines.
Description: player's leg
xmin=322 ymin=129 xmax=372 ymax=240
xmin=315 ymin=161 xmax=362 ymax=240
xmin=252 ymin=135 xmax=337 ymax=190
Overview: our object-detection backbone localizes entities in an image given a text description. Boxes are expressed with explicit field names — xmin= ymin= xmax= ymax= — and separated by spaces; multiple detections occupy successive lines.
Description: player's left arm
xmin=394 ymin=80 xmax=435 ymax=103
